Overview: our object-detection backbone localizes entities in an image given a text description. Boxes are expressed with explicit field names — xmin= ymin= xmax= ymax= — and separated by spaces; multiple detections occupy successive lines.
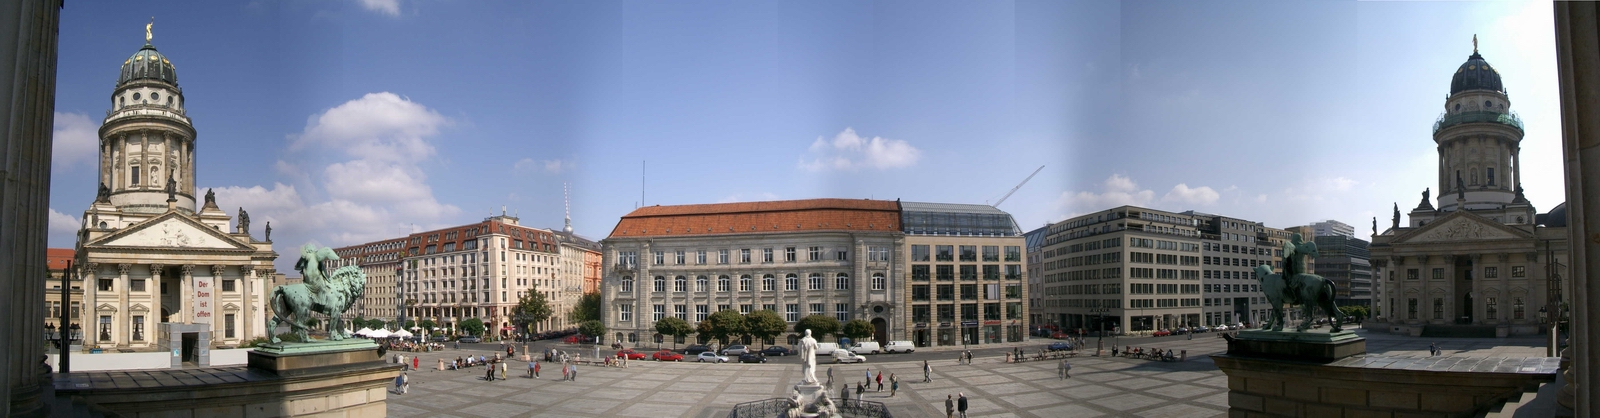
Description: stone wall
xmin=53 ymin=362 xmax=400 ymax=417
xmin=1216 ymin=354 xmax=1556 ymax=417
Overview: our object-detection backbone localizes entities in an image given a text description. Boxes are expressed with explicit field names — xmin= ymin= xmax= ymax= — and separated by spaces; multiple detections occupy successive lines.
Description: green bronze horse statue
xmin=1253 ymin=264 xmax=1345 ymax=332
xmin=266 ymin=244 xmax=367 ymax=343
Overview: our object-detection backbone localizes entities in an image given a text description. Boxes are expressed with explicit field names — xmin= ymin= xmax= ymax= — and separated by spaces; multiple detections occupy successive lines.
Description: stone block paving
xmin=387 ymin=330 xmax=1551 ymax=417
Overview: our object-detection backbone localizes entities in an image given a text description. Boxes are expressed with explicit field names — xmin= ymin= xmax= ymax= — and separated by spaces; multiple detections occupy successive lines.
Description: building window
xmin=653 ymin=276 xmax=666 ymax=292
xmin=937 ymin=265 xmax=954 ymax=281
xmin=739 ymin=304 xmax=751 ymax=314
xmin=222 ymin=279 xmax=236 ymax=292
xmin=807 ymin=247 xmax=821 ymax=261
xmin=937 ymin=285 xmax=954 ymax=301
xmin=1514 ymin=298 xmax=1525 ymax=319
xmin=131 ymin=166 xmax=141 ymax=185
xmin=870 ymin=246 xmax=889 ymax=262
xmin=936 ymin=245 xmax=954 ymax=261
xmin=695 ymin=276 xmax=708 ymax=292
xmin=1433 ymin=298 xmax=1444 ymax=320
xmin=1005 ymin=246 xmax=1022 ymax=262
xmin=696 ymin=305 xmax=709 ymax=322
xmin=1487 ymin=167 xmax=1495 ymax=185
xmin=785 ymin=304 xmax=799 ymax=322
xmin=938 ymin=305 xmax=955 ymax=322
xmin=1431 ymin=268 xmax=1444 ymax=280
xmin=739 ymin=275 xmax=751 ymax=291
xmin=784 ymin=247 xmax=797 ymax=262
xmin=809 ymin=303 xmax=824 ymax=316
xmin=836 ymin=250 xmax=848 ymax=261
xmin=808 ymin=274 xmax=823 ymax=290
xmin=675 ymin=276 xmax=687 ymax=292
xmin=675 ymin=304 xmax=687 ymax=320
xmin=98 ymin=279 xmax=113 ymax=292
xmin=982 ymin=246 xmax=999 ymax=262
xmin=653 ymin=304 xmax=665 ymax=321
xmin=984 ymin=303 xmax=1000 ymax=320
xmin=835 ymin=303 xmax=850 ymax=321
xmin=982 ymin=265 xmax=999 ymax=280
xmin=913 ymin=306 xmax=930 ymax=323
xmin=1485 ymin=267 xmax=1498 ymax=279
xmin=763 ymin=275 xmax=776 ymax=291
xmin=129 ymin=279 xmax=144 ymax=292
xmin=718 ymin=249 xmax=729 ymax=264
xmin=959 ymin=246 xmax=977 ymax=262
xmin=786 ymin=274 xmax=799 ymax=291
xmin=619 ymin=305 xmax=632 ymax=322
xmin=718 ymin=276 xmax=730 ymax=292
xmin=132 ymin=315 xmax=145 ymax=341
xmin=696 ymin=250 xmax=707 ymax=265
xmin=225 ymin=314 xmax=236 ymax=339
xmin=1407 ymin=269 xmax=1418 ymax=280
xmin=835 ymin=273 xmax=850 ymax=290
xmin=1486 ymin=298 xmax=1498 ymax=319
xmin=912 ymin=245 xmax=930 ymax=262
xmin=99 ymin=315 xmax=112 ymax=342
xmin=675 ymin=251 xmax=686 ymax=265
xmin=654 ymin=251 xmax=664 ymax=265
xmin=1511 ymin=266 xmax=1526 ymax=278
xmin=872 ymin=273 xmax=886 ymax=290
xmin=960 ymin=265 xmax=977 ymax=281
xmin=1408 ymin=298 xmax=1418 ymax=320
xmin=913 ymin=285 xmax=930 ymax=301
xmin=718 ymin=304 xmax=730 ymax=312
xmin=763 ymin=248 xmax=774 ymax=263
xmin=912 ymin=265 xmax=930 ymax=281
xmin=621 ymin=276 xmax=633 ymax=293
xmin=960 ymin=284 xmax=977 ymax=300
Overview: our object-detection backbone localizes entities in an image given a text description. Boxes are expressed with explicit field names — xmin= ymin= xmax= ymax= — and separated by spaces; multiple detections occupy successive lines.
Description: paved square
xmin=387 ymin=329 xmax=1550 ymax=417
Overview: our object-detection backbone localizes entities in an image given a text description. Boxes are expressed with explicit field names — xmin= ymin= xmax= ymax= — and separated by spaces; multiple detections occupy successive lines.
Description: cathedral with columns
xmin=73 ymin=29 xmax=277 ymax=353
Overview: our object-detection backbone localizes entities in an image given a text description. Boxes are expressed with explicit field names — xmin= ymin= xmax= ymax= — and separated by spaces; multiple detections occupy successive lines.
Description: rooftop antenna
xmin=991 ymin=165 xmax=1045 ymax=207
xmin=564 ymin=182 xmax=573 ymax=233
xmin=641 ymin=160 xmax=646 ymax=207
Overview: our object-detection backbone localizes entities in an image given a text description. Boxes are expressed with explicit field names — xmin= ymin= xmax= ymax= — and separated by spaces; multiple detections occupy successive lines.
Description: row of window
xmin=620 ymin=303 xmax=855 ymax=323
xmin=96 ymin=278 xmax=238 ymax=293
xmin=910 ymin=245 xmax=1023 ymax=262
xmin=1127 ymin=298 xmax=1201 ymax=308
xmin=1403 ymin=297 xmax=1524 ymax=320
xmin=1402 ymin=266 xmax=1527 ymax=280
xmin=95 ymin=313 xmax=238 ymax=342
xmin=1052 ymin=238 xmax=1123 ymax=257
xmin=630 ymin=246 xmax=892 ymax=267
xmin=909 ymin=264 xmax=1024 ymax=281
xmin=909 ymin=302 xmax=1025 ymax=322
xmin=618 ymin=273 xmax=887 ymax=293
xmin=1204 ymin=242 xmax=1273 ymax=255
xmin=910 ymin=284 xmax=1024 ymax=301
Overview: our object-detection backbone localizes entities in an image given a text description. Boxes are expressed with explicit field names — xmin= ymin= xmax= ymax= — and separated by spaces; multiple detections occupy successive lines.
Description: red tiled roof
xmin=609 ymin=199 xmax=901 ymax=238
xmin=47 ymin=248 xmax=74 ymax=271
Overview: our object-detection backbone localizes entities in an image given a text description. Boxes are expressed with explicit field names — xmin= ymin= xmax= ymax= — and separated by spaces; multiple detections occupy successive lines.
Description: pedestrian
xmin=400 ymin=372 xmax=409 ymax=394
xmin=876 ymin=370 xmax=883 ymax=392
xmin=841 ymin=382 xmax=850 ymax=401
xmin=1188 ymin=332 xmax=1193 ymax=340
xmin=923 ymin=360 xmax=932 ymax=383
xmin=563 ymin=362 xmax=570 ymax=380
xmin=866 ymin=370 xmax=872 ymax=387
xmin=1060 ymin=359 xmax=1071 ymax=379
xmin=485 ymin=362 xmax=495 ymax=381
xmin=958 ymin=392 xmax=969 ymax=418
xmin=570 ymin=364 xmax=578 ymax=382
xmin=413 ymin=356 xmax=419 ymax=371
xmin=945 ymin=394 xmax=955 ymax=418
xmin=890 ymin=374 xmax=898 ymax=397
xmin=1429 ymin=342 xmax=1437 ymax=356
xmin=1111 ymin=346 xmax=1118 ymax=357
xmin=827 ymin=366 xmax=834 ymax=387
xmin=856 ymin=381 xmax=864 ymax=400
xmin=534 ymin=360 xmax=542 ymax=378
xmin=528 ymin=361 xmax=536 ymax=378
xmin=500 ymin=362 xmax=507 ymax=380
xmin=394 ymin=373 xmax=405 ymax=393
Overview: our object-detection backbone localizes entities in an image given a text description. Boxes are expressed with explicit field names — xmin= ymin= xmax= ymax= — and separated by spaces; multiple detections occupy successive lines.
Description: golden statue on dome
xmin=145 ymin=17 xmax=153 ymax=43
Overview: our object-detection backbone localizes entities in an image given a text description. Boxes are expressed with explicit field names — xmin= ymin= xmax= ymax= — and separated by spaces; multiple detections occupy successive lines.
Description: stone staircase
xmin=1480 ymin=372 xmax=1572 ymax=418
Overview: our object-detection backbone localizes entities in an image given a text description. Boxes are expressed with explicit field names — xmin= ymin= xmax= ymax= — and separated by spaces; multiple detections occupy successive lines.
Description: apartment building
xmin=1040 ymin=206 xmax=1203 ymax=334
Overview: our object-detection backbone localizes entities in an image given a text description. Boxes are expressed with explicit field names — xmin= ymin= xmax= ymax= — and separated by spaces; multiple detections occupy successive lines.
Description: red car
xmin=1152 ymin=329 xmax=1172 ymax=337
xmin=564 ymin=335 xmax=594 ymax=344
xmin=615 ymin=349 xmax=646 ymax=360
xmin=652 ymin=350 xmax=684 ymax=362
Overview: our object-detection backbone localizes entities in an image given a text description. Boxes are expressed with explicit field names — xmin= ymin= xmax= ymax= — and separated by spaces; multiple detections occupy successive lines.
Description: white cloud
xmin=1055 ymin=174 xmax=1157 ymax=215
xmin=356 ymin=0 xmax=400 ymax=17
xmin=48 ymin=209 xmax=80 ymax=235
xmin=717 ymin=192 xmax=780 ymax=204
xmin=52 ymin=112 xmax=98 ymax=170
xmin=514 ymin=157 xmax=576 ymax=174
xmin=1163 ymin=184 xmax=1220 ymax=205
xmin=799 ymin=128 xmax=921 ymax=171
xmin=289 ymin=92 xmax=447 ymax=162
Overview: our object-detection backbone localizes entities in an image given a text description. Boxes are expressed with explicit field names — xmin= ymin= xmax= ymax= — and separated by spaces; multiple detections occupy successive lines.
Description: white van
xmin=883 ymin=341 xmax=915 ymax=354
xmin=833 ymin=349 xmax=867 ymax=364
xmin=815 ymin=342 xmax=840 ymax=355
xmin=850 ymin=341 xmax=881 ymax=355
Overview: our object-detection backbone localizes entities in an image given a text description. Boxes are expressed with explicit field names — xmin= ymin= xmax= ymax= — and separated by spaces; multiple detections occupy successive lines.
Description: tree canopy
xmin=513 ymin=286 xmax=553 ymax=335
xmin=578 ymin=320 xmax=606 ymax=342
xmin=744 ymin=310 xmax=787 ymax=347
xmin=841 ymin=319 xmax=874 ymax=341
xmin=702 ymin=310 xmax=747 ymax=345
xmin=654 ymin=317 xmax=693 ymax=349
xmin=459 ymin=317 xmax=486 ymax=337
xmin=569 ymin=292 xmax=601 ymax=323
xmin=794 ymin=314 xmax=840 ymax=340
xmin=420 ymin=319 xmax=437 ymax=335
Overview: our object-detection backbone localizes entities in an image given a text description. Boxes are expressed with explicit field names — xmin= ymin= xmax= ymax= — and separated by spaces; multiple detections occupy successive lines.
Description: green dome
xmin=118 ymin=44 xmax=177 ymax=86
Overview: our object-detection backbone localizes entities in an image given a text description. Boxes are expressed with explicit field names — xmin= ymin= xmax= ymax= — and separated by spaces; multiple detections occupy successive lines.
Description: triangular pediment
xmin=1393 ymin=210 xmax=1529 ymax=244
xmin=90 ymin=211 xmax=251 ymax=251
xmin=95 ymin=303 xmax=117 ymax=312
xmin=130 ymin=303 xmax=149 ymax=312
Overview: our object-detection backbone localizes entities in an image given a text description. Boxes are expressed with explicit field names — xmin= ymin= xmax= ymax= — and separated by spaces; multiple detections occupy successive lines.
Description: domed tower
xmin=1433 ymin=38 xmax=1523 ymax=213
xmin=98 ymin=34 xmax=196 ymax=214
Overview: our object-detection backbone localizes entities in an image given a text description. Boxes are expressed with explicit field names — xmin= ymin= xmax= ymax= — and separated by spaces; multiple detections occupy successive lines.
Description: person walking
xmin=855 ymin=381 xmax=864 ymax=400
xmin=827 ymin=366 xmax=835 ymax=387
xmin=400 ymin=372 xmax=409 ymax=394
xmin=570 ymin=363 xmax=578 ymax=382
xmin=958 ymin=392 xmax=969 ymax=418
xmin=413 ymin=356 xmax=420 ymax=371
xmin=890 ymin=374 xmax=898 ymax=397
xmin=500 ymin=362 xmax=507 ymax=380
xmin=528 ymin=361 xmax=536 ymax=378
xmin=485 ymin=362 xmax=495 ymax=382
xmin=562 ymin=362 xmax=570 ymax=381
xmin=1429 ymin=342 xmax=1437 ymax=356
xmin=841 ymin=382 xmax=850 ymax=402
xmin=1060 ymin=359 xmax=1071 ymax=379
xmin=923 ymin=360 xmax=932 ymax=383
xmin=945 ymin=394 xmax=955 ymax=418
xmin=394 ymin=372 xmax=405 ymax=394
xmin=876 ymin=370 xmax=883 ymax=392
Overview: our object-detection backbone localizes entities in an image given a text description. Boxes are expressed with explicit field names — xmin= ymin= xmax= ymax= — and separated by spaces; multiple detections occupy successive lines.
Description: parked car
xmin=883 ymin=341 xmax=916 ymax=354
xmin=850 ymin=341 xmax=881 ymax=355
xmin=652 ymin=350 xmax=684 ymax=362
xmin=721 ymin=345 xmax=751 ymax=356
xmin=738 ymin=353 xmax=768 ymax=363
xmin=430 ymin=335 xmax=449 ymax=342
xmin=684 ymin=344 xmax=713 ymax=355
xmin=1046 ymin=342 xmax=1073 ymax=352
xmin=615 ymin=349 xmax=646 ymax=360
xmin=1176 ymin=327 xmax=1190 ymax=334
xmin=458 ymin=336 xmax=482 ymax=343
xmin=1193 ymin=325 xmax=1210 ymax=333
xmin=697 ymin=352 xmax=730 ymax=363
xmin=761 ymin=346 xmax=793 ymax=356
xmin=564 ymin=335 xmax=596 ymax=344
xmin=1049 ymin=331 xmax=1070 ymax=339
xmin=832 ymin=350 xmax=867 ymax=364
xmin=1152 ymin=330 xmax=1171 ymax=337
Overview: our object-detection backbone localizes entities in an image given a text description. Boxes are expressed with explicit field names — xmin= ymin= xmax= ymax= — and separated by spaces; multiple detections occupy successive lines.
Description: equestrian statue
xmin=266 ymin=243 xmax=367 ymax=343
xmin=1253 ymin=233 xmax=1345 ymax=332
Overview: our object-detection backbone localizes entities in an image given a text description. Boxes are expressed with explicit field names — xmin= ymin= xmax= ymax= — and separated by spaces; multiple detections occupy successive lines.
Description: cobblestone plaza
xmin=386 ymin=330 xmax=1548 ymax=417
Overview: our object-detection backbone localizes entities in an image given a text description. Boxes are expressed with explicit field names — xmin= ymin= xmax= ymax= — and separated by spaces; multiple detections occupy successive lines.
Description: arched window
xmin=629 ymin=333 xmax=638 ymax=343
xmin=808 ymin=273 xmax=824 ymax=290
xmin=835 ymin=273 xmax=850 ymax=290
xmin=787 ymin=334 xmax=799 ymax=345
xmin=675 ymin=276 xmax=688 ymax=292
xmin=653 ymin=276 xmax=666 ymax=292
xmin=718 ymin=276 xmax=730 ymax=292
xmin=739 ymin=275 xmax=752 ymax=291
xmin=785 ymin=274 xmax=799 ymax=291
xmin=872 ymin=273 xmax=886 ymax=290
xmin=763 ymin=275 xmax=776 ymax=291
xmin=696 ymin=276 xmax=708 ymax=292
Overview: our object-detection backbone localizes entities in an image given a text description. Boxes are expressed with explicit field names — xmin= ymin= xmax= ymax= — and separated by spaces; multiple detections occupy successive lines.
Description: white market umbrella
xmin=394 ymin=329 xmax=413 ymax=338
xmin=410 ymin=326 xmax=422 ymax=331
xmin=368 ymin=329 xmax=392 ymax=339
xmin=356 ymin=327 xmax=373 ymax=336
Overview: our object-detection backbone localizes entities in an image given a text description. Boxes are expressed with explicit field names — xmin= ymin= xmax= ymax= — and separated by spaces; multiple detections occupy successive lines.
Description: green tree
xmin=703 ymin=310 xmax=747 ymax=345
xmin=459 ymin=317 xmax=487 ymax=337
xmin=1338 ymin=305 xmax=1369 ymax=323
xmin=744 ymin=310 xmax=787 ymax=348
xmin=403 ymin=319 xmax=416 ymax=330
xmin=420 ymin=319 xmax=437 ymax=335
xmin=794 ymin=314 xmax=840 ymax=341
xmin=513 ymin=286 xmax=553 ymax=336
xmin=654 ymin=317 xmax=693 ymax=349
xmin=579 ymin=320 xmax=606 ymax=343
xmin=569 ymin=292 xmax=602 ymax=323
xmin=841 ymin=319 xmax=874 ymax=342
xmin=353 ymin=316 xmax=368 ymax=330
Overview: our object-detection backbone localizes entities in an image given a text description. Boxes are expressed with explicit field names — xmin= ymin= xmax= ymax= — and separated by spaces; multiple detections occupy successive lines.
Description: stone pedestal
xmin=1228 ymin=330 xmax=1366 ymax=363
xmin=249 ymin=339 xmax=383 ymax=377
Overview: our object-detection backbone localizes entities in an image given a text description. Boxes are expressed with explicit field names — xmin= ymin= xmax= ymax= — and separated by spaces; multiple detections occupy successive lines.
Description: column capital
xmin=1499 ymin=253 xmax=1511 ymax=263
xmin=84 ymin=262 xmax=99 ymax=271
xmin=181 ymin=264 xmax=196 ymax=275
xmin=212 ymin=265 xmax=227 ymax=276
xmin=117 ymin=263 xmax=131 ymax=275
xmin=149 ymin=264 xmax=163 ymax=275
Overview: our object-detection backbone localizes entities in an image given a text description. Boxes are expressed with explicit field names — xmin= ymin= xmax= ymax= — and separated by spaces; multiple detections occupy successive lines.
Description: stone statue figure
xmin=266 ymin=243 xmax=368 ymax=343
xmin=1392 ymin=203 xmax=1400 ymax=229
xmin=204 ymin=188 xmax=215 ymax=207
xmin=265 ymin=222 xmax=272 ymax=241
xmin=1515 ymin=183 xmax=1526 ymax=200
xmin=798 ymin=329 xmax=820 ymax=385
xmin=1371 ymin=217 xmax=1376 ymax=236
xmin=97 ymin=182 xmax=110 ymax=203
xmin=165 ymin=174 xmax=176 ymax=201
xmin=1456 ymin=171 xmax=1466 ymax=200
xmin=1422 ymin=188 xmax=1430 ymax=204
xmin=237 ymin=207 xmax=250 ymax=235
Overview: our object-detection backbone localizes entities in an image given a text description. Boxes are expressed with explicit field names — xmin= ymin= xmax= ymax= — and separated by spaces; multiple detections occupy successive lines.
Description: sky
xmin=47 ymin=1 xmax=1565 ymax=273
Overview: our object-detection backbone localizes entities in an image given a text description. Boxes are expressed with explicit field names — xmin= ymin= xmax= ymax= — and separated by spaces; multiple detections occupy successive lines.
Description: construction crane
xmin=992 ymin=165 xmax=1044 ymax=208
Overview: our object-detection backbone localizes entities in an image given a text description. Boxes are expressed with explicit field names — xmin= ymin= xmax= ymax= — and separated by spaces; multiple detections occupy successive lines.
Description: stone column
xmin=209 ymin=265 xmax=225 ymax=330
xmin=180 ymin=265 xmax=194 ymax=323
xmin=1555 ymin=3 xmax=1600 ymax=413
xmin=82 ymin=263 xmax=97 ymax=348
xmin=115 ymin=264 xmax=129 ymax=346
xmin=140 ymin=264 xmax=160 ymax=347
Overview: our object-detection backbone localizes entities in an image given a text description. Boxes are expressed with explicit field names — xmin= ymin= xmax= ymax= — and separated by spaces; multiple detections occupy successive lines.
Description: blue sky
xmin=48 ymin=1 xmax=1563 ymax=272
